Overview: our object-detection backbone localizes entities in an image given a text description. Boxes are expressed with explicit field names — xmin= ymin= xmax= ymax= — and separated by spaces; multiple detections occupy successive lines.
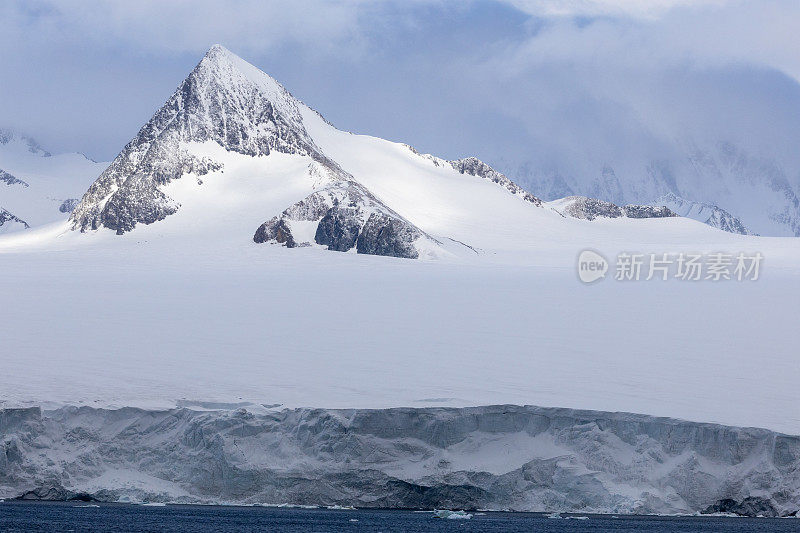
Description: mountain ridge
xmin=70 ymin=44 xmax=329 ymax=234
xmin=502 ymin=140 xmax=800 ymax=237
xmin=653 ymin=193 xmax=755 ymax=235
xmin=0 ymin=127 xmax=106 ymax=234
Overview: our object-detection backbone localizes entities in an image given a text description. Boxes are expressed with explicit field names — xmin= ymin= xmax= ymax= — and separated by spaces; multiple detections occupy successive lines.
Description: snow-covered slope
xmin=654 ymin=193 xmax=755 ymax=235
xmin=57 ymin=45 xmax=748 ymax=258
xmin=1 ymin=44 xmax=799 ymax=512
xmin=507 ymin=142 xmax=800 ymax=237
xmin=68 ymin=45 xmax=440 ymax=258
xmin=1 ymin=45 xmax=798 ymax=429
xmin=0 ymin=129 xmax=107 ymax=234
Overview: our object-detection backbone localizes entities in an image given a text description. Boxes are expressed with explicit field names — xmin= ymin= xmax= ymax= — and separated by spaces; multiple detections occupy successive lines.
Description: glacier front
xmin=2 ymin=404 xmax=798 ymax=516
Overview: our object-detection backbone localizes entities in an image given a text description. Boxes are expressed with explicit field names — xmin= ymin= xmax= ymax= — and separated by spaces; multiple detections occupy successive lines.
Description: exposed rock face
xmin=654 ymin=193 xmax=755 ymax=235
xmin=549 ymin=195 xmax=677 ymax=221
xmin=253 ymin=217 xmax=297 ymax=248
xmin=356 ymin=213 xmax=421 ymax=258
xmin=67 ymin=46 xmax=437 ymax=259
xmin=253 ymin=176 xmax=428 ymax=259
xmin=400 ymin=146 xmax=542 ymax=207
xmin=706 ymin=209 xmax=753 ymax=235
xmin=560 ymin=196 xmax=624 ymax=220
xmin=450 ymin=157 xmax=543 ymax=206
xmin=70 ymin=45 xmax=329 ymax=234
xmin=0 ymin=208 xmax=29 ymax=232
xmin=2 ymin=405 xmax=798 ymax=515
xmin=315 ymin=206 xmax=362 ymax=251
xmin=701 ymin=497 xmax=781 ymax=517
xmin=622 ymin=204 xmax=677 ymax=219
xmin=58 ymin=198 xmax=80 ymax=214
xmin=0 ymin=169 xmax=28 ymax=187
xmin=17 ymin=487 xmax=97 ymax=502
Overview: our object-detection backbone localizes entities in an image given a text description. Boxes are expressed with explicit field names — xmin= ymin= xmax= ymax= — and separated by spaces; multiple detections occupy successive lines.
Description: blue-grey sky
xmin=2 ymin=0 xmax=800 ymax=167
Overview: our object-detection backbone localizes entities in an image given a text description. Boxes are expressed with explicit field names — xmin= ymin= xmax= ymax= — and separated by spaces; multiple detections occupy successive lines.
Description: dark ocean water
xmin=1 ymin=501 xmax=798 ymax=532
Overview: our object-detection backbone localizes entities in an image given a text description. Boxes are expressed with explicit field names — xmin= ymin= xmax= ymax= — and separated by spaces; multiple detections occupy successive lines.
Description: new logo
xmin=577 ymin=249 xmax=608 ymax=283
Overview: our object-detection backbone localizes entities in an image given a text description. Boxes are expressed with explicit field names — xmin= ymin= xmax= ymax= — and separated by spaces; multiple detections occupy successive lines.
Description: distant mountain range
xmin=500 ymin=141 xmax=799 ymax=237
xmin=0 ymin=128 xmax=107 ymax=234
xmin=62 ymin=45 xmax=682 ymax=259
xmin=5 ymin=47 xmax=794 ymax=240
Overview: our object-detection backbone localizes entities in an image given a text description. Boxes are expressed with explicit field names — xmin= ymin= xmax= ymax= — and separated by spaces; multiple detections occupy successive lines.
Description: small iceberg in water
xmin=433 ymin=509 xmax=473 ymax=519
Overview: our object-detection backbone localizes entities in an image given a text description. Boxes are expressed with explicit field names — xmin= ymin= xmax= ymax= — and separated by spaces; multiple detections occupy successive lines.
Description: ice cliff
xmin=2 ymin=404 xmax=797 ymax=516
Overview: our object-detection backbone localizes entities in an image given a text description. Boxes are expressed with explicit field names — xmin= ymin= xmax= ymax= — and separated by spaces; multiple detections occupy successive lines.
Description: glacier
xmin=2 ymin=405 xmax=798 ymax=515
xmin=1 ymin=45 xmax=799 ymax=515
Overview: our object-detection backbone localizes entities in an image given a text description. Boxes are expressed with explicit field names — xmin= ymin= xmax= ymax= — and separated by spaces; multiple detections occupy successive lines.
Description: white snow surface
xmin=1 ymin=46 xmax=799 ymax=435
xmin=0 ymin=131 xmax=108 ymax=232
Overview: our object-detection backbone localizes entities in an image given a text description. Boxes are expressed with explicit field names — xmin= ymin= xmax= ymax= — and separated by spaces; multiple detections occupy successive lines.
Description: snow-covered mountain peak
xmin=167 ymin=43 xmax=319 ymax=160
xmin=57 ymin=44 xmax=780 ymax=260
xmin=201 ymin=44 xmax=285 ymax=94
xmin=69 ymin=45 xmax=339 ymax=234
xmin=63 ymin=45 xmax=447 ymax=257
xmin=191 ymin=44 xmax=308 ymax=135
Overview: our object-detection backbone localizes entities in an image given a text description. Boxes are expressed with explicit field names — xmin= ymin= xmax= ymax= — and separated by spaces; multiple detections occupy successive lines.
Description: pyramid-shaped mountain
xmin=70 ymin=45 xmax=689 ymax=259
xmin=71 ymin=45 xmax=337 ymax=233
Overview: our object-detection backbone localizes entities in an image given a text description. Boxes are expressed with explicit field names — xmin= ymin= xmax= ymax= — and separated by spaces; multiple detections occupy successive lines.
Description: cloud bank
xmin=0 ymin=0 xmax=798 ymax=176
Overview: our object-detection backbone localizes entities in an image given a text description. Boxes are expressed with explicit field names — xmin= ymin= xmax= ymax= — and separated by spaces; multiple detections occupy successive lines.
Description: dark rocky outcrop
xmin=253 ymin=216 xmax=297 ymax=248
xmin=701 ymin=496 xmax=781 ymax=517
xmin=552 ymin=195 xmax=677 ymax=221
xmin=17 ymin=486 xmax=97 ymax=502
xmin=94 ymin=176 xmax=179 ymax=234
xmin=356 ymin=213 xmax=420 ymax=258
xmin=554 ymin=196 xmax=622 ymax=220
xmin=450 ymin=157 xmax=543 ymax=206
xmin=0 ymin=208 xmax=29 ymax=231
xmin=58 ymin=198 xmax=80 ymax=214
xmin=0 ymin=168 xmax=28 ymax=187
xmin=315 ymin=205 xmax=362 ymax=251
xmin=622 ymin=204 xmax=677 ymax=219
xmin=254 ymin=177 xmax=429 ymax=259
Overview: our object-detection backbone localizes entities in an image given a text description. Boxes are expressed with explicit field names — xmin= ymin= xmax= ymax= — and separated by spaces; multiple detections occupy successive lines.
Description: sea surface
xmin=1 ymin=501 xmax=798 ymax=532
